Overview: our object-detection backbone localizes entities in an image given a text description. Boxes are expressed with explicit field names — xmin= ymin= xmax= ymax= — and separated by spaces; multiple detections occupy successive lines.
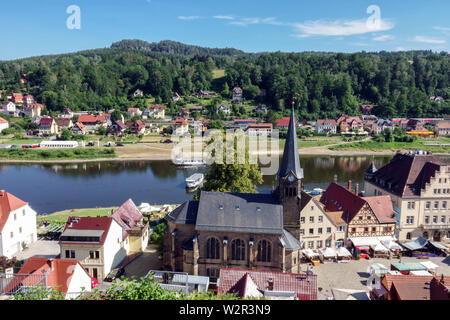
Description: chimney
xmin=334 ymin=175 xmax=338 ymax=183
xmin=355 ymin=183 xmax=359 ymax=196
xmin=441 ymin=274 xmax=445 ymax=284
xmin=347 ymin=180 xmax=352 ymax=192
xmin=267 ymin=278 xmax=274 ymax=291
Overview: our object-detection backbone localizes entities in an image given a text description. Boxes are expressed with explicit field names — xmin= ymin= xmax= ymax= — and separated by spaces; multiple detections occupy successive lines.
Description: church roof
xmin=165 ymin=201 xmax=199 ymax=225
xmin=195 ymin=191 xmax=283 ymax=234
xmin=280 ymin=229 xmax=302 ymax=251
xmin=279 ymin=106 xmax=303 ymax=179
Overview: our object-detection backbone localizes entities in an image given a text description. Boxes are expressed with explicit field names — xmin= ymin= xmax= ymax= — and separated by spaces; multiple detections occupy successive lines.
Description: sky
xmin=1 ymin=0 xmax=449 ymax=60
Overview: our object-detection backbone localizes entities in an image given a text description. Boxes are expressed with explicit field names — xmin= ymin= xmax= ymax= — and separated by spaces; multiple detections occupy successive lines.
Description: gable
xmin=348 ymin=203 xmax=380 ymax=225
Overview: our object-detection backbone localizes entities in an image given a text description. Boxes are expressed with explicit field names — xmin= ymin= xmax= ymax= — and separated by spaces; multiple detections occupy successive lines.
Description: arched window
xmin=406 ymin=232 xmax=411 ymax=240
xmin=206 ymin=237 xmax=220 ymax=259
xmin=231 ymin=239 xmax=245 ymax=260
xmin=257 ymin=240 xmax=271 ymax=262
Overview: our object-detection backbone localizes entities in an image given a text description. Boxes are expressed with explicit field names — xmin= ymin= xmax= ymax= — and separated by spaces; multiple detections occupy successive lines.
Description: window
xmin=327 ymin=227 xmax=331 ymax=233
xmin=257 ymin=240 xmax=271 ymax=262
xmin=309 ymin=228 xmax=314 ymax=235
xmin=364 ymin=227 xmax=369 ymax=233
xmin=317 ymin=241 xmax=323 ymax=248
xmin=300 ymin=229 xmax=304 ymax=235
xmin=359 ymin=216 xmax=363 ymax=220
xmin=300 ymin=217 xmax=305 ymax=223
xmin=89 ymin=251 xmax=95 ymax=259
xmin=351 ymin=228 xmax=356 ymax=233
xmin=406 ymin=233 xmax=411 ymax=240
xmin=308 ymin=241 xmax=314 ymax=249
xmin=426 ymin=202 xmax=431 ymax=210
xmin=318 ymin=216 xmax=323 ymax=223
xmin=434 ymin=201 xmax=439 ymax=210
xmin=311 ymin=206 xmax=314 ymax=211
xmin=367 ymin=216 xmax=371 ymax=220
xmin=425 ymin=216 xmax=430 ymax=224
xmin=206 ymin=238 xmax=220 ymax=259
xmin=206 ymin=268 xmax=220 ymax=281
xmin=325 ymin=240 xmax=331 ymax=247
xmin=441 ymin=216 xmax=446 ymax=224
xmin=19 ymin=227 xmax=22 ymax=233
xmin=65 ymin=250 xmax=75 ymax=258
xmin=22 ymin=209 xmax=25 ymax=216
xmin=406 ymin=216 xmax=414 ymax=224
xmin=92 ymin=268 xmax=98 ymax=279
xmin=407 ymin=202 xmax=415 ymax=209
xmin=318 ymin=228 xmax=323 ymax=234
xmin=10 ymin=232 xmax=13 ymax=238
xmin=231 ymin=239 xmax=245 ymax=261
xmin=433 ymin=216 xmax=438 ymax=224
xmin=309 ymin=216 xmax=314 ymax=223
xmin=443 ymin=201 xmax=447 ymax=210
xmin=95 ymin=251 xmax=99 ymax=259
xmin=337 ymin=226 xmax=344 ymax=232
xmin=14 ymin=213 xmax=17 ymax=221
xmin=372 ymin=227 xmax=376 ymax=232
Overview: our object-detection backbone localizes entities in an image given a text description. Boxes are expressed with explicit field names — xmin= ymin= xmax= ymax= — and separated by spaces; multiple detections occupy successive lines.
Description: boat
xmin=186 ymin=173 xmax=205 ymax=189
xmin=173 ymin=156 xmax=206 ymax=167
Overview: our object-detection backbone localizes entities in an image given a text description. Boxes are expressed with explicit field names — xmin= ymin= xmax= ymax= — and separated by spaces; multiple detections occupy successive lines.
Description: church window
xmin=206 ymin=237 xmax=220 ymax=259
xmin=257 ymin=240 xmax=271 ymax=262
xmin=231 ymin=239 xmax=245 ymax=261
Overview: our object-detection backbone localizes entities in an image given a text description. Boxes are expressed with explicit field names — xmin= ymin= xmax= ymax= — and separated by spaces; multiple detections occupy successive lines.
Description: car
xmin=91 ymin=277 xmax=99 ymax=289
xmin=162 ymin=139 xmax=173 ymax=144
xmin=116 ymin=143 xmax=124 ymax=147
xmin=104 ymin=267 xmax=125 ymax=282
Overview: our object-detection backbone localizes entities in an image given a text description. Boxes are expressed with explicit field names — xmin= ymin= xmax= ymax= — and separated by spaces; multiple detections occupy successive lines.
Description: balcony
xmin=421 ymin=223 xmax=450 ymax=230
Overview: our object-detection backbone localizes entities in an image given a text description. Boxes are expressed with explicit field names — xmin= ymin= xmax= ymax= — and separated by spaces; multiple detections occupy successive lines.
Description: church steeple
xmin=279 ymin=101 xmax=303 ymax=180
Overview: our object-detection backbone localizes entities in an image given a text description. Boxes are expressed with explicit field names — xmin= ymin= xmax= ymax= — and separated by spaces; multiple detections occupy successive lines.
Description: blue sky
xmin=1 ymin=0 xmax=449 ymax=60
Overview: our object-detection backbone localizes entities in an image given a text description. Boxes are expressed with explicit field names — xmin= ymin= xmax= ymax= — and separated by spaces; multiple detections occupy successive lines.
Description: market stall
xmin=419 ymin=261 xmax=439 ymax=275
xmin=336 ymin=247 xmax=352 ymax=263
xmin=302 ymin=249 xmax=321 ymax=266
xmin=319 ymin=247 xmax=337 ymax=264
xmin=401 ymin=237 xmax=448 ymax=257
xmin=380 ymin=240 xmax=403 ymax=257
xmin=390 ymin=262 xmax=428 ymax=275
xmin=370 ymin=243 xmax=389 ymax=258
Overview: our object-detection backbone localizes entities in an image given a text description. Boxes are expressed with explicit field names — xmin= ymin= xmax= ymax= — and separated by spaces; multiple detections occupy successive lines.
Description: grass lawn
xmin=330 ymin=137 xmax=450 ymax=153
xmin=0 ymin=147 xmax=116 ymax=160
xmin=0 ymin=138 xmax=43 ymax=145
xmin=278 ymin=136 xmax=344 ymax=149
xmin=212 ymin=69 xmax=225 ymax=79
xmin=37 ymin=207 xmax=117 ymax=224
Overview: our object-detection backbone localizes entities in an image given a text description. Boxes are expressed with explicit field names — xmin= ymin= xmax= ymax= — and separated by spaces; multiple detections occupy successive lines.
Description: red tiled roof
xmin=247 ymin=123 xmax=273 ymax=129
xmin=0 ymin=191 xmax=28 ymax=232
xmin=25 ymin=103 xmax=43 ymax=109
xmin=275 ymin=117 xmax=291 ymax=127
xmin=383 ymin=274 xmax=450 ymax=300
xmin=218 ymin=268 xmax=317 ymax=300
xmin=149 ymin=105 xmax=165 ymax=110
xmin=173 ymin=118 xmax=187 ymax=125
xmin=111 ymin=199 xmax=143 ymax=230
xmin=59 ymin=216 xmax=113 ymax=245
xmin=4 ymin=258 xmax=90 ymax=295
xmin=363 ymin=196 xmax=397 ymax=223
xmin=320 ymin=182 xmax=366 ymax=223
xmin=234 ymin=118 xmax=256 ymax=124
xmin=78 ymin=115 xmax=99 ymax=123
xmin=57 ymin=118 xmax=72 ymax=126
xmin=128 ymin=108 xmax=139 ymax=112
xmin=317 ymin=119 xmax=337 ymax=125
xmin=39 ymin=118 xmax=54 ymax=125
xmin=0 ymin=116 xmax=8 ymax=124
xmin=73 ymin=122 xmax=86 ymax=131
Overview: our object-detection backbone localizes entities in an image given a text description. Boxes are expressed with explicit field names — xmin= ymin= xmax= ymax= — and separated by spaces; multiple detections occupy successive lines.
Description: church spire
xmin=278 ymin=99 xmax=303 ymax=179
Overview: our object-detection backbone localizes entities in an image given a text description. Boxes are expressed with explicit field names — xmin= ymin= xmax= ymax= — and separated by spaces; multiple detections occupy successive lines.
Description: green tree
xmin=60 ymin=129 xmax=72 ymax=141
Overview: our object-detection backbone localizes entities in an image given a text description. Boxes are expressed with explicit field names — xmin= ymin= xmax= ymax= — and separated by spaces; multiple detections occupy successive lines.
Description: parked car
xmin=91 ymin=277 xmax=99 ymax=289
xmin=116 ymin=143 xmax=124 ymax=147
xmin=104 ymin=267 xmax=125 ymax=282
xmin=87 ymin=141 xmax=95 ymax=147
xmin=162 ymin=139 xmax=173 ymax=144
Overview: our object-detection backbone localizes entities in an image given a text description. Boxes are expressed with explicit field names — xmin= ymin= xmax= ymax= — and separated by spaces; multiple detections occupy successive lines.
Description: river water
xmin=0 ymin=155 xmax=405 ymax=214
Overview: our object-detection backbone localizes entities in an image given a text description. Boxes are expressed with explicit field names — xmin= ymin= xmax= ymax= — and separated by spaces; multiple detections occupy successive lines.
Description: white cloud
xmin=178 ymin=16 xmax=201 ymax=21
xmin=413 ymin=36 xmax=446 ymax=44
xmin=434 ymin=26 xmax=450 ymax=32
xmin=372 ymin=35 xmax=395 ymax=42
xmin=292 ymin=19 xmax=394 ymax=37
xmin=213 ymin=15 xmax=234 ymax=20
xmin=229 ymin=17 xmax=261 ymax=27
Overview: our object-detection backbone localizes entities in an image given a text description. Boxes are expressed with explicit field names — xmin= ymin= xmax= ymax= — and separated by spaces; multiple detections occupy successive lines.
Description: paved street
xmin=123 ymin=244 xmax=162 ymax=279
xmin=305 ymin=256 xmax=450 ymax=300
xmin=14 ymin=240 xmax=60 ymax=261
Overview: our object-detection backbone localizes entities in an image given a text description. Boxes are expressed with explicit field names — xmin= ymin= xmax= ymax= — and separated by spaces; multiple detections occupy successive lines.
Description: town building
xmin=233 ymin=118 xmax=257 ymax=130
xmin=216 ymin=104 xmax=231 ymax=114
xmin=70 ymin=122 xmax=87 ymax=135
xmin=12 ymin=93 xmax=23 ymax=104
xmin=22 ymin=103 xmax=43 ymax=118
xmin=360 ymin=105 xmax=374 ymax=115
xmin=108 ymin=120 xmax=127 ymax=136
xmin=172 ymin=92 xmax=181 ymax=102
xmin=163 ymin=106 xmax=305 ymax=279
xmin=246 ymin=123 xmax=273 ymax=137
xmin=133 ymin=89 xmax=144 ymax=97
xmin=127 ymin=108 xmax=142 ymax=118
xmin=23 ymin=95 xmax=35 ymax=106
xmin=217 ymin=268 xmax=318 ymax=300
xmin=144 ymin=105 xmax=165 ymax=119
xmin=0 ymin=117 xmax=8 ymax=133
xmin=337 ymin=115 xmax=364 ymax=133
xmin=59 ymin=108 xmax=74 ymax=119
xmin=0 ymin=190 xmax=38 ymax=258
xmin=77 ymin=115 xmax=107 ymax=133
xmin=126 ymin=120 xmax=146 ymax=135
xmin=275 ymin=117 xmax=292 ymax=130
xmin=315 ymin=119 xmax=337 ymax=134
xmin=5 ymin=257 xmax=93 ymax=299
xmin=39 ymin=118 xmax=58 ymax=135
xmin=56 ymin=118 xmax=74 ymax=131
xmin=1 ymin=101 xmax=16 ymax=116
xmin=172 ymin=118 xmax=189 ymax=135
xmin=232 ymin=87 xmax=243 ymax=102
xmin=59 ymin=216 xmax=129 ymax=283
xmin=435 ymin=120 xmax=450 ymax=136
xmin=364 ymin=151 xmax=450 ymax=243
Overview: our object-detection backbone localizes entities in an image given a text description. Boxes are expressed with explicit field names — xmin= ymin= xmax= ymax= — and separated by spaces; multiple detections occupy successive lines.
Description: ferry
xmin=173 ymin=157 xmax=206 ymax=167
xmin=185 ymin=173 xmax=205 ymax=189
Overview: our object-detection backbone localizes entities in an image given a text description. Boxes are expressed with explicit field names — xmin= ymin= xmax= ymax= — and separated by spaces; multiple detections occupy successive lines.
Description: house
xmin=4 ymin=257 xmax=93 ymax=299
xmin=108 ymin=120 xmax=127 ymax=136
xmin=133 ymin=89 xmax=144 ymax=97
xmin=232 ymin=87 xmax=243 ymax=102
xmin=364 ymin=151 xmax=450 ymax=242
xmin=1 ymin=101 xmax=16 ymax=116
xmin=435 ymin=120 xmax=450 ymax=136
xmin=163 ymin=106 xmax=307 ymax=278
xmin=59 ymin=216 xmax=129 ymax=283
xmin=12 ymin=93 xmax=23 ymax=104
xmin=59 ymin=108 xmax=74 ymax=119
xmin=217 ymin=268 xmax=317 ymax=300
xmin=372 ymin=274 xmax=450 ymax=300
xmin=70 ymin=122 xmax=87 ymax=135
xmin=180 ymin=108 xmax=190 ymax=118
xmin=23 ymin=95 xmax=35 ymax=106
xmin=126 ymin=120 xmax=146 ymax=135
xmin=144 ymin=105 xmax=165 ymax=119
xmin=22 ymin=103 xmax=43 ymax=118
xmin=430 ymin=96 xmax=445 ymax=103
xmin=127 ymin=108 xmax=142 ymax=118
xmin=216 ymin=104 xmax=231 ymax=114
xmin=375 ymin=119 xmax=396 ymax=134
xmin=246 ymin=123 xmax=273 ymax=137
xmin=0 ymin=190 xmax=38 ymax=258
xmin=255 ymin=105 xmax=268 ymax=113
xmin=360 ymin=105 xmax=374 ymax=115
xmin=172 ymin=118 xmax=189 ymax=135
xmin=189 ymin=105 xmax=203 ymax=114
xmin=319 ymin=182 xmax=397 ymax=243
xmin=234 ymin=118 xmax=257 ymax=130
xmin=337 ymin=116 xmax=364 ymax=133
xmin=172 ymin=92 xmax=181 ymax=102
xmin=275 ymin=117 xmax=291 ymax=130
xmin=192 ymin=120 xmax=207 ymax=136
xmin=39 ymin=118 xmax=59 ymax=135
xmin=110 ymin=199 xmax=149 ymax=253
xmin=316 ymin=119 xmax=337 ymax=134
xmin=299 ymin=191 xmax=346 ymax=249
xmin=57 ymin=118 xmax=74 ymax=131
xmin=77 ymin=115 xmax=107 ymax=132
xmin=0 ymin=117 xmax=9 ymax=133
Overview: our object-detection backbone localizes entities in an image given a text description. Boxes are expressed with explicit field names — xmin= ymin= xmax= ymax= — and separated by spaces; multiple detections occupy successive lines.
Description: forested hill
xmin=0 ymin=40 xmax=448 ymax=119
xmin=111 ymin=39 xmax=248 ymax=57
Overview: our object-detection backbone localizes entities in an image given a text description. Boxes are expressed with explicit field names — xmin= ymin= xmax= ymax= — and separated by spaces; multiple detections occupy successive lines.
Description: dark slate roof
xmin=165 ymin=201 xmax=199 ymax=225
xmin=280 ymin=229 xmax=302 ymax=251
xmin=195 ymin=191 xmax=283 ymax=234
xmin=279 ymin=106 xmax=303 ymax=179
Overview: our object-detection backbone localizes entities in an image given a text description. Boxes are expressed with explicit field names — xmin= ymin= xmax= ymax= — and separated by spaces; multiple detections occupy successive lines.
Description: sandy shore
xmin=0 ymin=143 xmax=447 ymax=164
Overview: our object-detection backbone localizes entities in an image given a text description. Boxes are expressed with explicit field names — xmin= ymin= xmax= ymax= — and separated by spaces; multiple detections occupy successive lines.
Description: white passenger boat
xmin=173 ymin=157 xmax=206 ymax=167
xmin=185 ymin=173 xmax=205 ymax=189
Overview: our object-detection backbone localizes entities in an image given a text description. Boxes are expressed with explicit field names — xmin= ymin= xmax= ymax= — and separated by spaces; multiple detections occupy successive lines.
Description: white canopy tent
xmin=420 ymin=261 xmax=439 ymax=273
xmin=320 ymin=247 xmax=337 ymax=258
xmin=302 ymin=249 xmax=319 ymax=259
xmin=410 ymin=270 xmax=432 ymax=276
xmin=138 ymin=203 xmax=161 ymax=213
xmin=336 ymin=247 xmax=352 ymax=257
xmin=380 ymin=240 xmax=403 ymax=251
xmin=370 ymin=243 xmax=388 ymax=252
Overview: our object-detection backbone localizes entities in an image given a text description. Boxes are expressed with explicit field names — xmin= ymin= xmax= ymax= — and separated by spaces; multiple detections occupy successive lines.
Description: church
xmin=163 ymin=106 xmax=305 ymax=280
